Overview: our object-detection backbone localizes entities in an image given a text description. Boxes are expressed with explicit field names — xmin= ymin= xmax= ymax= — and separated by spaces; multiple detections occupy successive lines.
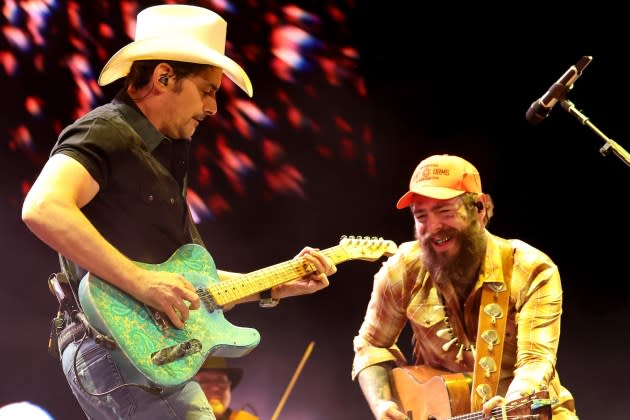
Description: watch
xmin=258 ymin=289 xmax=279 ymax=308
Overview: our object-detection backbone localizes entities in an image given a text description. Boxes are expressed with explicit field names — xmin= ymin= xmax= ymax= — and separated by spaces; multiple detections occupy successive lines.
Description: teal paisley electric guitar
xmin=78 ymin=235 xmax=397 ymax=387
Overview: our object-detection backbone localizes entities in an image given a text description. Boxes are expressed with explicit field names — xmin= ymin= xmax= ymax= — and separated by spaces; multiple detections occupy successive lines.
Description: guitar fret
xmin=208 ymin=241 xmax=393 ymax=306
xmin=210 ymin=257 xmax=321 ymax=306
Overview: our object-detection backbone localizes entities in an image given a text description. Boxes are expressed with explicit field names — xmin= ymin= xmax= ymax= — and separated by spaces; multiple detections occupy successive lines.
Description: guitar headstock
xmin=339 ymin=235 xmax=398 ymax=261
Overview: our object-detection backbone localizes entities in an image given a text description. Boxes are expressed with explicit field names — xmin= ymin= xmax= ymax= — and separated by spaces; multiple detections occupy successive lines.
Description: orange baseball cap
xmin=396 ymin=154 xmax=482 ymax=209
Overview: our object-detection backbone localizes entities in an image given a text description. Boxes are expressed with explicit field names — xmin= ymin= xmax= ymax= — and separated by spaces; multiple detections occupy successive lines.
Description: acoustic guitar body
xmin=390 ymin=365 xmax=472 ymax=420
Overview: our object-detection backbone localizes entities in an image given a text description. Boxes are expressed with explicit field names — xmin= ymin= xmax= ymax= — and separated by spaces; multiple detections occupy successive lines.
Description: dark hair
xmin=125 ymin=60 xmax=213 ymax=90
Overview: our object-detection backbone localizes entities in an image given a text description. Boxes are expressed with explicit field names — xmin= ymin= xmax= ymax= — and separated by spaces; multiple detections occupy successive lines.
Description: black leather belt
xmin=58 ymin=322 xmax=88 ymax=353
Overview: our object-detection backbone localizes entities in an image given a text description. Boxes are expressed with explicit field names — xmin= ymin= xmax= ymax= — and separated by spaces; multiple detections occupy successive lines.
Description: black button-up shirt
xmin=52 ymin=90 xmax=193 ymax=264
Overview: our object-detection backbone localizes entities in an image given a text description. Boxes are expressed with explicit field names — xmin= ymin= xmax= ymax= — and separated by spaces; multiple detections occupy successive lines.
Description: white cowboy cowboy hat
xmin=98 ymin=4 xmax=253 ymax=97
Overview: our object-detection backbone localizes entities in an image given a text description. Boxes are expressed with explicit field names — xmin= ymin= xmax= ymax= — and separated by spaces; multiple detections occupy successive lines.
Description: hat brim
xmin=98 ymin=37 xmax=253 ymax=97
xmin=225 ymin=367 xmax=243 ymax=389
xmin=396 ymin=187 xmax=466 ymax=209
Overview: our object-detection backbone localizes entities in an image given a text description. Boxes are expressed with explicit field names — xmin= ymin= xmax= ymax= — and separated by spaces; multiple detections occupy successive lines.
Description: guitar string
xmin=200 ymin=239 xmax=391 ymax=305
xmin=202 ymin=247 xmax=349 ymax=305
xmin=450 ymin=396 xmax=541 ymax=420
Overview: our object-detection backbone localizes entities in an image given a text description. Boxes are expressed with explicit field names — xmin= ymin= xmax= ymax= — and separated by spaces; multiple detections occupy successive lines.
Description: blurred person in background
xmin=195 ymin=357 xmax=259 ymax=420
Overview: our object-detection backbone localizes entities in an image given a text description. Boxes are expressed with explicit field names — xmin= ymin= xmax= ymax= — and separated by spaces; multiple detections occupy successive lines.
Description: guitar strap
xmin=186 ymin=205 xmax=206 ymax=247
xmin=55 ymin=253 xmax=85 ymax=312
xmin=470 ymin=238 xmax=514 ymax=411
xmin=181 ymin=169 xmax=206 ymax=248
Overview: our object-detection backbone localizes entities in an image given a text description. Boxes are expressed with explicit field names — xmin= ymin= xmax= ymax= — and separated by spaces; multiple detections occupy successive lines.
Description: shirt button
xmin=170 ymin=198 xmax=175 ymax=204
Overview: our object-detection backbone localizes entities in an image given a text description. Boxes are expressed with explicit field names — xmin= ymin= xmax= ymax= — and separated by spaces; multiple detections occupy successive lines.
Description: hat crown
xmin=199 ymin=357 xmax=243 ymax=389
xmin=135 ymin=5 xmax=226 ymax=55
xmin=98 ymin=4 xmax=253 ymax=97
xmin=201 ymin=356 xmax=229 ymax=370
xmin=396 ymin=154 xmax=482 ymax=208
xmin=410 ymin=154 xmax=481 ymax=192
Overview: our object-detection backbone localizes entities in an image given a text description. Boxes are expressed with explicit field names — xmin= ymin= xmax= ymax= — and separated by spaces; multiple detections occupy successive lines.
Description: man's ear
xmin=477 ymin=194 xmax=489 ymax=210
xmin=477 ymin=193 xmax=494 ymax=226
xmin=154 ymin=63 xmax=174 ymax=88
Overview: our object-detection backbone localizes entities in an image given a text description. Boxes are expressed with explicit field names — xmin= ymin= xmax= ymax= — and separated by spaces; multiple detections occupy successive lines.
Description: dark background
xmin=2 ymin=2 xmax=629 ymax=419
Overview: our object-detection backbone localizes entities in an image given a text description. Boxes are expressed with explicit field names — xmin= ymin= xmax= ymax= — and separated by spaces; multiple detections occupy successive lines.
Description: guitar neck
xmin=450 ymin=410 xmax=487 ymax=419
xmin=206 ymin=245 xmax=349 ymax=306
xmin=449 ymin=391 xmax=551 ymax=420
xmin=450 ymin=407 xmax=516 ymax=420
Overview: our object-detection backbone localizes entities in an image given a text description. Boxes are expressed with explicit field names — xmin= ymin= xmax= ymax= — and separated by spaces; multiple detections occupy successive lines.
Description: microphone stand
xmin=560 ymin=98 xmax=630 ymax=168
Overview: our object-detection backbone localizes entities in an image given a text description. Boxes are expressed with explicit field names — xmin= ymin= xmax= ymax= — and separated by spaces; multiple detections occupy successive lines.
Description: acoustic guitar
xmin=391 ymin=365 xmax=553 ymax=420
xmin=78 ymin=236 xmax=397 ymax=387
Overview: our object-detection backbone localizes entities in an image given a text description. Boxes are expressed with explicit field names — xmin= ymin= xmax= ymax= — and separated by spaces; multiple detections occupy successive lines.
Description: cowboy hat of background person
xmin=98 ymin=4 xmax=253 ymax=97
xmin=196 ymin=357 xmax=245 ymax=417
xmin=197 ymin=356 xmax=244 ymax=390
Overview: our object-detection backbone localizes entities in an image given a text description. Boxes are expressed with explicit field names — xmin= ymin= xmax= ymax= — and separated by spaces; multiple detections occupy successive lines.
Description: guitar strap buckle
xmin=48 ymin=272 xmax=80 ymax=317
xmin=48 ymin=310 xmax=65 ymax=359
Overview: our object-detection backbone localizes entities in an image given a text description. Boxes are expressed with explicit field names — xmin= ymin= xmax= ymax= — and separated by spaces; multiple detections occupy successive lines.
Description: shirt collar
xmin=112 ymin=90 xmax=168 ymax=153
xmin=479 ymin=231 xmax=507 ymax=287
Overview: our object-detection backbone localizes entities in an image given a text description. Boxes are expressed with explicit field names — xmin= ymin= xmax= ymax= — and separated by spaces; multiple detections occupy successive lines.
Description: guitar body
xmin=391 ymin=365 xmax=553 ymax=420
xmin=79 ymin=244 xmax=260 ymax=387
xmin=391 ymin=365 xmax=471 ymax=419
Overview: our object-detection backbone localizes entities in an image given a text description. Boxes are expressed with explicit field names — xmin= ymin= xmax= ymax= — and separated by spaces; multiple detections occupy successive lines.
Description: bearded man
xmin=352 ymin=154 xmax=578 ymax=420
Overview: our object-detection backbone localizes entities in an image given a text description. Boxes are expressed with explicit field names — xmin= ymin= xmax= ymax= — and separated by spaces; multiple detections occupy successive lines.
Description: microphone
xmin=525 ymin=56 xmax=593 ymax=125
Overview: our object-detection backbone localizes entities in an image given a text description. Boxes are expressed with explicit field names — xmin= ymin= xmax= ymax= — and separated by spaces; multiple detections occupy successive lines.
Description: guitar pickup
xmin=145 ymin=305 xmax=171 ymax=331
xmin=151 ymin=339 xmax=202 ymax=365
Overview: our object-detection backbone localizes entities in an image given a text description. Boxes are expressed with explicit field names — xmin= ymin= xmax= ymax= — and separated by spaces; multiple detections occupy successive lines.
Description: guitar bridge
xmin=151 ymin=339 xmax=202 ymax=365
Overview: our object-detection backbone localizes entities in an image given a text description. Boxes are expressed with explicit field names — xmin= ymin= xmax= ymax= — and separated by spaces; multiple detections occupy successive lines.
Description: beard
xmin=419 ymin=219 xmax=486 ymax=289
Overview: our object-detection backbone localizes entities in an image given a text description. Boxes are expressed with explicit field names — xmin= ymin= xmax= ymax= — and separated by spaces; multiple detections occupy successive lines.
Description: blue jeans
xmin=61 ymin=337 xmax=215 ymax=419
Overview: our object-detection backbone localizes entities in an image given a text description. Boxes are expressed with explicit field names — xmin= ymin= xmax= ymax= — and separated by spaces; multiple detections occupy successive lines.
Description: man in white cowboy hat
xmin=195 ymin=357 xmax=258 ymax=420
xmin=22 ymin=4 xmax=336 ymax=419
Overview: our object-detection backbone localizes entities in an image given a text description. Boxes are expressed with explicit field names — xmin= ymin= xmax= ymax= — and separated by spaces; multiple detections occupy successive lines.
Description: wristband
xmin=259 ymin=289 xmax=279 ymax=308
